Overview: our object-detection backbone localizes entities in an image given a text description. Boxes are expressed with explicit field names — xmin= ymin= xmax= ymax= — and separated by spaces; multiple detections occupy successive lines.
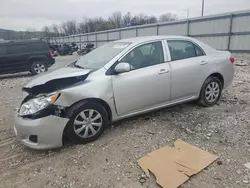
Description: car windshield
xmin=75 ymin=42 xmax=131 ymax=69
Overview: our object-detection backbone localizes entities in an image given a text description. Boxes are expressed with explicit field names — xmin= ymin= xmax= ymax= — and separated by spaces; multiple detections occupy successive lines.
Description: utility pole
xmin=187 ymin=9 xmax=190 ymax=19
xmin=202 ymin=0 xmax=205 ymax=16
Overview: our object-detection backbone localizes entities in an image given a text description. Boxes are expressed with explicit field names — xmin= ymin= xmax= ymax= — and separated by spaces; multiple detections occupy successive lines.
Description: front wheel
xmin=65 ymin=103 xmax=108 ymax=144
xmin=198 ymin=76 xmax=222 ymax=107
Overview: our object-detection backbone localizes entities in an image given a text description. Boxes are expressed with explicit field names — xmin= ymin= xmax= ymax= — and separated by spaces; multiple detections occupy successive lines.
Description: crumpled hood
xmin=24 ymin=67 xmax=92 ymax=88
xmin=23 ymin=67 xmax=92 ymax=95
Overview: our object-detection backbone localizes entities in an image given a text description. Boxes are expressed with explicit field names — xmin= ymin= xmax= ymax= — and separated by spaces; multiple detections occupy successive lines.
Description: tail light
xmin=230 ymin=56 xmax=235 ymax=64
xmin=49 ymin=50 xmax=54 ymax=58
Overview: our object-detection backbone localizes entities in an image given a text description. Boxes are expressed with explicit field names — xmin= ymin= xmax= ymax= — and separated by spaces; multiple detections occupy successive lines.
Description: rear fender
xmin=29 ymin=55 xmax=48 ymax=66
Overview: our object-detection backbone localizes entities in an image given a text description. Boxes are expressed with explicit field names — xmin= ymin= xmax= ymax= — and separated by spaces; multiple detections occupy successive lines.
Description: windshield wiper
xmin=74 ymin=64 xmax=84 ymax=69
xmin=71 ymin=61 xmax=84 ymax=69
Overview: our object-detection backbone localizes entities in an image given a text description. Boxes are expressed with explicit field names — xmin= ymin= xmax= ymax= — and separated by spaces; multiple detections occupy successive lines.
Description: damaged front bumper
xmin=14 ymin=114 xmax=69 ymax=150
xmin=14 ymin=67 xmax=93 ymax=150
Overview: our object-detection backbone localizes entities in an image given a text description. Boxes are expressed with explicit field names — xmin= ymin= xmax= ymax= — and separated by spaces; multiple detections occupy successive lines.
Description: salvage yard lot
xmin=0 ymin=54 xmax=249 ymax=188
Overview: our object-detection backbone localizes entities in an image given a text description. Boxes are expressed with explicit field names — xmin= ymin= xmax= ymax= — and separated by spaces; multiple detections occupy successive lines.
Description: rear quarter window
xmin=0 ymin=46 xmax=7 ymax=55
xmin=28 ymin=42 xmax=47 ymax=52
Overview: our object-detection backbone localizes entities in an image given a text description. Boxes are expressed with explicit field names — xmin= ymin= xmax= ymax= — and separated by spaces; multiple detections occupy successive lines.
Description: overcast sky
xmin=0 ymin=0 xmax=249 ymax=31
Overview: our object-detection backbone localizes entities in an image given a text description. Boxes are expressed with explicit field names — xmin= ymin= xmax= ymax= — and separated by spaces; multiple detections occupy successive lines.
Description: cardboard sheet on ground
xmin=244 ymin=163 xmax=250 ymax=170
xmin=138 ymin=140 xmax=218 ymax=188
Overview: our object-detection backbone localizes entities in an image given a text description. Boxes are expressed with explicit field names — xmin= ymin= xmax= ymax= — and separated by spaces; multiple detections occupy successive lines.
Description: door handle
xmin=200 ymin=60 xmax=208 ymax=65
xmin=158 ymin=69 xmax=169 ymax=74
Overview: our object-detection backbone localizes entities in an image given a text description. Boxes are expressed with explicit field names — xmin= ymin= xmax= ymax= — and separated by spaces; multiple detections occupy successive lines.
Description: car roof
xmin=114 ymin=35 xmax=216 ymax=54
xmin=117 ymin=35 xmax=192 ymax=44
xmin=0 ymin=40 xmax=46 ymax=45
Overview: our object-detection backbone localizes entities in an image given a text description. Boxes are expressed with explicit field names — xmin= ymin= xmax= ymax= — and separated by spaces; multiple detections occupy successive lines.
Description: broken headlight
xmin=19 ymin=93 xmax=60 ymax=116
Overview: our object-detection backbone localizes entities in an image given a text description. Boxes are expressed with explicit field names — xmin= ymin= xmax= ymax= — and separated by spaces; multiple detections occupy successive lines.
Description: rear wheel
xmin=65 ymin=103 xmax=108 ymax=144
xmin=198 ymin=76 xmax=222 ymax=107
xmin=30 ymin=61 xmax=47 ymax=75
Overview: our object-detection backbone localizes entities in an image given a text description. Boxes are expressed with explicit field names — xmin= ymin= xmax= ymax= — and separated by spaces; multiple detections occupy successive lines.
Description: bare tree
xmin=86 ymin=18 xmax=97 ymax=32
xmin=60 ymin=22 xmax=67 ymax=35
xmin=123 ymin=12 xmax=132 ymax=26
xmin=60 ymin=20 xmax=77 ymax=35
xmin=77 ymin=17 xmax=89 ymax=33
xmin=109 ymin=11 xmax=123 ymax=28
xmin=42 ymin=11 xmax=178 ymax=36
xmin=51 ymin=24 xmax=59 ymax=36
xmin=130 ymin=13 xmax=152 ymax=25
xmin=77 ymin=21 xmax=86 ymax=34
xmin=131 ymin=15 xmax=139 ymax=26
xmin=95 ymin=17 xmax=114 ymax=31
xmin=78 ymin=17 xmax=115 ymax=33
xmin=66 ymin=20 xmax=77 ymax=35
xmin=58 ymin=26 xmax=64 ymax=36
xmin=138 ymin=13 xmax=148 ymax=25
xmin=159 ymin=13 xmax=178 ymax=22
xmin=97 ymin=21 xmax=113 ymax=31
xmin=94 ymin=17 xmax=105 ymax=31
xmin=147 ymin=16 xmax=158 ymax=24
xmin=24 ymin=28 xmax=41 ymax=39
xmin=42 ymin=26 xmax=50 ymax=37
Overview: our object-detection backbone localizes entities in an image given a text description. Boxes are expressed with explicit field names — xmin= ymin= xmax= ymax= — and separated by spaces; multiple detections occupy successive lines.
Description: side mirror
xmin=114 ymin=62 xmax=131 ymax=73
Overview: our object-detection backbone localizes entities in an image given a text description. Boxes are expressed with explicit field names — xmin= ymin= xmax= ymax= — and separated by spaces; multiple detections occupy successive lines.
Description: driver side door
xmin=112 ymin=41 xmax=171 ymax=116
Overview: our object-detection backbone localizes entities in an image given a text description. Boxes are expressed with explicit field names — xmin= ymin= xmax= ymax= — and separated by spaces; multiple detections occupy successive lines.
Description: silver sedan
xmin=14 ymin=36 xmax=234 ymax=149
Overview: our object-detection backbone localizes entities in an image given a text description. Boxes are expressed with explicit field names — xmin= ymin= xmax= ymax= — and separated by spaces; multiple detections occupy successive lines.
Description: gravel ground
xmin=0 ymin=54 xmax=249 ymax=188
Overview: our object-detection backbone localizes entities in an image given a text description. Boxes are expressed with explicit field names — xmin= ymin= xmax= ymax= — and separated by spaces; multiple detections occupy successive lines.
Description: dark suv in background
xmin=0 ymin=40 xmax=55 ymax=75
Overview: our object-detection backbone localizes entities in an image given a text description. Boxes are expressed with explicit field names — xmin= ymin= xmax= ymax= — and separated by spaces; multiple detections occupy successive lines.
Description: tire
xmin=65 ymin=102 xmax=108 ymax=144
xmin=30 ymin=61 xmax=48 ymax=75
xmin=198 ymin=76 xmax=222 ymax=107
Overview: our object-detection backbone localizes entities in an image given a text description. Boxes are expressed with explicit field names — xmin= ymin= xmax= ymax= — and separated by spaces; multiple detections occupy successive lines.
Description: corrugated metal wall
xmin=51 ymin=10 xmax=250 ymax=53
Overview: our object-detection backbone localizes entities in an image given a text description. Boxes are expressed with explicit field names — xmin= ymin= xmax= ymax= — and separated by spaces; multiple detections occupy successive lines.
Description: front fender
xmin=54 ymin=74 xmax=117 ymax=120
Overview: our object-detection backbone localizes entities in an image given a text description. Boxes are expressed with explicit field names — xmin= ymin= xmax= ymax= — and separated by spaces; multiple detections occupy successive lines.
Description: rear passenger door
xmin=5 ymin=44 xmax=29 ymax=73
xmin=27 ymin=42 xmax=49 ymax=62
xmin=166 ymin=40 xmax=209 ymax=100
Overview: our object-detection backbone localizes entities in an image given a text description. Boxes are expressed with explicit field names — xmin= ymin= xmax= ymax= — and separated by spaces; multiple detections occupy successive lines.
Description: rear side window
xmin=28 ymin=42 xmax=46 ymax=51
xmin=167 ymin=40 xmax=205 ymax=61
xmin=8 ymin=44 xmax=27 ymax=54
xmin=0 ymin=46 xmax=7 ymax=55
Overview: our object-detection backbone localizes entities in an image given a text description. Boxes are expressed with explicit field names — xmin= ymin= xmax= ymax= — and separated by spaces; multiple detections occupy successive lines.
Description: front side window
xmin=167 ymin=40 xmax=204 ymax=61
xmin=121 ymin=41 xmax=164 ymax=70
xmin=8 ymin=44 xmax=27 ymax=54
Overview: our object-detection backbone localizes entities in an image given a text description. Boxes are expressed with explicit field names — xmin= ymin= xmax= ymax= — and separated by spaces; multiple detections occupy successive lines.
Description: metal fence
xmin=50 ymin=10 xmax=250 ymax=53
